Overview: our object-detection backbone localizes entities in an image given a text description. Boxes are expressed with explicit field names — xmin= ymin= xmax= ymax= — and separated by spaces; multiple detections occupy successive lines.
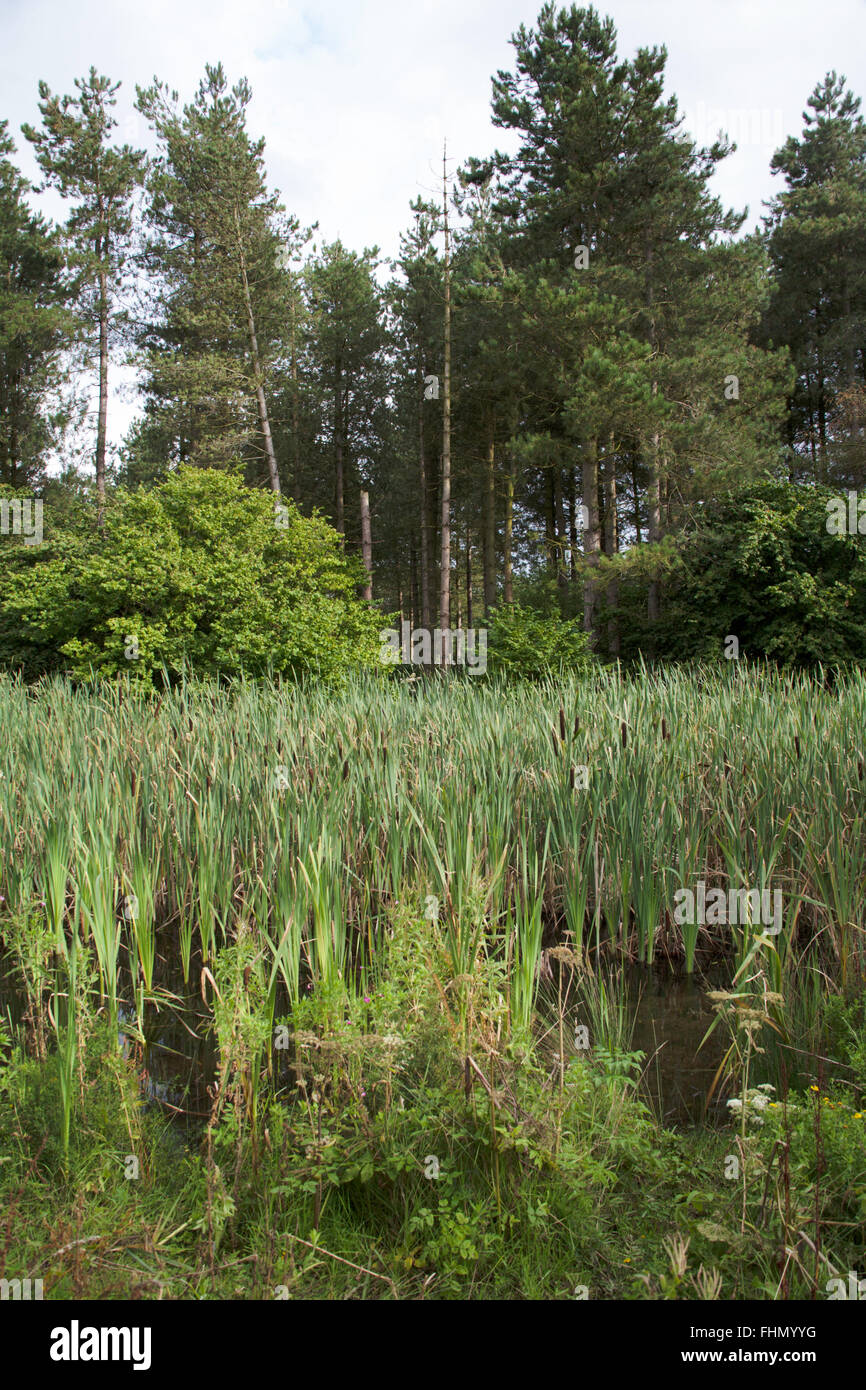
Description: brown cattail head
xmin=559 ymin=706 xmax=567 ymax=743
xmin=661 ymin=717 xmax=667 ymax=741
xmin=343 ymin=759 xmax=349 ymax=781
xmin=551 ymin=727 xmax=559 ymax=757
xmin=574 ymin=714 xmax=580 ymax=738
xmin=621 ymin=721 xmax=627 ymax=749
xmin=859 ymin=760 xmax=863 ymax=782
xmin=569 ymin=764 xmax=575 ymax=791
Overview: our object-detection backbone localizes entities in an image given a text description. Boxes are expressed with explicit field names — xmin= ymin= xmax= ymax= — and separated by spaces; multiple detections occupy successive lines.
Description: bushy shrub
xmin=485 ymin=601 xmax=592 ymax=679
xmin=0 ymin=467 xmax=383 ymax=683
xmin=600 ymin=481 xmax=866 ymax=668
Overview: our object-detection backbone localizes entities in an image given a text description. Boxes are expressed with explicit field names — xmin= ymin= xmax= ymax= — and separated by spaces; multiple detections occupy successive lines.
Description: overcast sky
xmin=2 ymin=0 xmax=865 ymax=453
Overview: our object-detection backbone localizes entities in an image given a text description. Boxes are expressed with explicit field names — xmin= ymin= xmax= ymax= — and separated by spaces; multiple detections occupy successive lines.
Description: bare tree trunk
xmin=6 ymin=369 xmax=22 ymax=485
xmin=289 ymin=284 xmax=300 ymax=496
xmin=647 ymin=425 xmax=661 ymax=624
xmin=410 ymin=541 xmax=419 ymax=628
xmin=569 ymin=465 xmax=578 ymax=580
xmin=96 ymin=267 xmax=109 ymax=528
xmin=645 ymin=233 xmax=661 ymax=625
xmin=817 ymin=342 xmax=827 ymax=484
xmin=235 ymin=206 xmax=280 ymax=495
xmin=504 ymin=451 xmax=514 ymax=607
xmin=554 ymin=463 xmax=568 ymax=592
xmin=483 ymin=416 xmax=496 ymax=614
xmin=334 ymin=372 xmax=345 ymax=535
xmin=466 ymin=523 xmax=473 ymax=628
xmin=418 ymin=354 xmax=431 ymax=629
xmin=454 ymin=528 xmax=461 ymax=630
xmin=582 ymin=437 xmax=601 ymax=637
xmin=604 ymin=439 xmax=620 ymax=658
xmin=545 ymin=471 xmax=556 ymax=578
xmin=440 ymin=143 xmax=452 ymax=662
xmin=631 ymin=460 xmax=642 ymax=544
xmin=360 ymin=489 xmax=373 ymax=601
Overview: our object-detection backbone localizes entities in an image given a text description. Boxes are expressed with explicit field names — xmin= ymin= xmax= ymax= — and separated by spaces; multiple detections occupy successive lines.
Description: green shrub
xmin=0 ymin=467 xmax=383 ymax=683
xmin=485 ymin=601 xmax=592 ymax=679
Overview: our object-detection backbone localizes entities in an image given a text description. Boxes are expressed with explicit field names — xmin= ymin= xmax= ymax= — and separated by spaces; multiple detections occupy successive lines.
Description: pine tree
xmin=761 ymin=72 xmax=866 ymax=485
xmin=0 ymin=121 xmax=75 ymax=487
xmin=303 ymin=241 xmax=388 ymax=541
xmin=23 ymin=68 xmax=144 ymax=522
xmin=134 ymin=64 xmax=300 ymax=491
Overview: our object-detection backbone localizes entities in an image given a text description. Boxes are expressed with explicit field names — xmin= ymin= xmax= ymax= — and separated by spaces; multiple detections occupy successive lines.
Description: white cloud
xmin=2 ymin=0 xmax=864 ymax=459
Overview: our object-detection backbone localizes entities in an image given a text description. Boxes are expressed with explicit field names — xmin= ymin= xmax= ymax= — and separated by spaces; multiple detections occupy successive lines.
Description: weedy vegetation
xmin=0 ymin=663 xmax=864 ymax=1298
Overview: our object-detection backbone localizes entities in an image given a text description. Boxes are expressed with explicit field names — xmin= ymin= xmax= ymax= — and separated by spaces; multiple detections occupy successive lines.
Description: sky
xmin=2 ymin=0 xmax=865 ymax=454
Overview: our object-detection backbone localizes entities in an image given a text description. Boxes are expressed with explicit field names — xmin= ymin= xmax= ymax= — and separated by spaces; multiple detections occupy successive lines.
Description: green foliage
xmin=761 ymin=72 xmax=866 ymax=482
xmin=0 ymin=122 xmax=76 ymax=488
xmin=485 ymin=600 xmax=591 ymax=679
xmin=604 ymin=480 xmax=866 ymax=666
xmin=0 ymin=467 xmax=383 ymax=682
xmin=132 ymin=64 xmax=303 ymax=484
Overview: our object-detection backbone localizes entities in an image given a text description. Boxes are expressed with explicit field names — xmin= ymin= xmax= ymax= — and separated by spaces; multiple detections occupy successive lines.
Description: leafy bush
xmin=485 ymin=601 xmax=592 ymax=679
xmin=602 ymin=481 xmax=866 ymax=668
xmin=0 ymin=467 xmax=383 ymax=683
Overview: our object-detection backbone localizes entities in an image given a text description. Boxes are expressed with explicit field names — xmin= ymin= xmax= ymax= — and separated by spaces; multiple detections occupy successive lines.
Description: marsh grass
xmin=0 ymin=663 xmax=864 ymax=1219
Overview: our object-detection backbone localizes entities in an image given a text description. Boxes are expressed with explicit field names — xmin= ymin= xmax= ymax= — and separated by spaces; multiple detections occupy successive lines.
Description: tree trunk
xmin=466 ymin=524 xmax=473 ymax=628
xmin=334 ymin=360 xmax=345 ymax=535
xmin=569 ymin=465 xmax=578 ymax=580
xmin=235 ymin=207 xmax=280 ymax=495
xmin=631 ymin=460 xmax=642 ymax=544
xmin=645 ymin=231 xmax=661 ymax=626
xmin=604 ymin=439 xmax=620 ymax=658
xmin=289 ymin=284 xmax=300 ymax=496
xmin=817 ymin=340 xmax=827 ymax=484
xmin=554 ymin=462 xmax=568 ymax=592
xmin=96 ymin=266 xmax=109 ymax=528
xmin=545 ymin=470 xmax=556 ymax=578
xmin=647 ymin=427 xmax=661 ymax=624
xmin=483 ymin=416 xmax=496 ymax=614
xmin=410 ymin=541 xmax=419 ymax=628
xmin=360 ymin=489 xmax=373 ymax=601
xmin=418 ymin=354 xmax=431 ymax=629
xmin=440 ymin=144 xmax=452 ymax=661
xmin=504 ymin=451 xmax=514 ymax=607
xmin=582 ymin=437 xmax=601 ymax=637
